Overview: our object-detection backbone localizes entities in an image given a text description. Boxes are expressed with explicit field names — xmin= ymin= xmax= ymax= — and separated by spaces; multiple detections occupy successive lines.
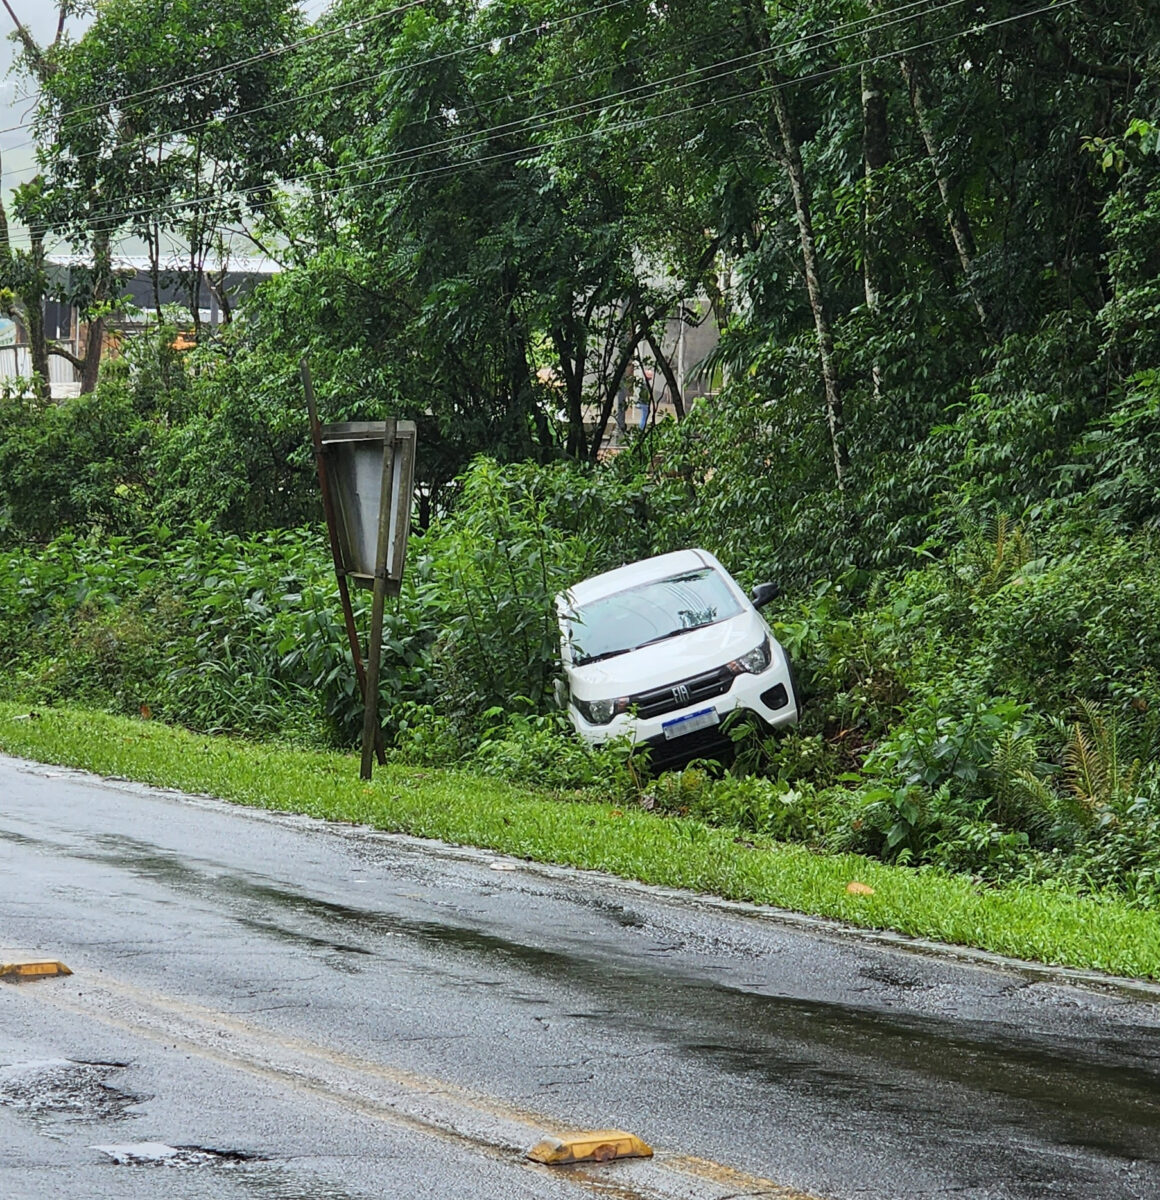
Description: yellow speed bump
xmin=526 ymin=1129 xmax=653 ymax=1166
xmin=0 ymin=960 xmax=73 ymax=981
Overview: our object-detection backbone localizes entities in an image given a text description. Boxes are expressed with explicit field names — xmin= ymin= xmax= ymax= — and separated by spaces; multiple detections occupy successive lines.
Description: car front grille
xmin=629 ymin=665 xmax=735 ymax=719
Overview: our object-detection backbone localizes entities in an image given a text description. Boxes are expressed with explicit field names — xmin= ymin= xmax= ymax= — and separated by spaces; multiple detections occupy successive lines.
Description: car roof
xmin=564 ymin=548 xmax=720 ymax=607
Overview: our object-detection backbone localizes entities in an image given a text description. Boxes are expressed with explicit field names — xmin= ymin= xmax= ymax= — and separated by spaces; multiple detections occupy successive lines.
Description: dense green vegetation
xmin=2 ymin=1 xmax=1160 ymax=942
xmin=4 ymin=460 xmax=1160 ymax=913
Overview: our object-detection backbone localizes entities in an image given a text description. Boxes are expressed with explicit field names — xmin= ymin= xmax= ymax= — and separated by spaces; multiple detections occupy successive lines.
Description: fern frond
xmin=991 ymin=513 xmax=1008 ymax=575
xmin=990 ymin=731 xmax=1030 ymax=823
xmin=1122 ymin=756 xmax=1143 ymax=799
xmin=991 ymin=729 xmax=1038 ymax=778
xmin=964 ymin=513 xmax=1032 ymax=595
xmin=1011 ymin=769 xmax=1059 ymax=811
xmin=1064 ymin=722 xmax=1105 ymax=810
xmin=1081 ymin=698 xmax=1118 ymax=784
xmin=1004 ymin=769 xmax=1058 ymax=831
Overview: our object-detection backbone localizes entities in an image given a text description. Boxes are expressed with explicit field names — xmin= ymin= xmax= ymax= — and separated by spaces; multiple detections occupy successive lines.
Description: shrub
xmin=644 ymin=766 xmax=828 ymax=843
xmin=415 ymin=457 xmax=629 ymax=724
xmin=388 ymin=702 xmax=466 ymax=767
xmin=470 ymin=709 xmax=645 ymax=797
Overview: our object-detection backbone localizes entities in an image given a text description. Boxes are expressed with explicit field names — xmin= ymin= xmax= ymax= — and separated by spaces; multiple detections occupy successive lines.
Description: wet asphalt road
xmin=1 ymin=754 xmax=1159 ymax=1200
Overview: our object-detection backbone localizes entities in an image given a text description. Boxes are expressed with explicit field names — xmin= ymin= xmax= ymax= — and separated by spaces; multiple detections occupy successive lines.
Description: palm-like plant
xmin=1061 ymin=700 xmax=1142 ymax=821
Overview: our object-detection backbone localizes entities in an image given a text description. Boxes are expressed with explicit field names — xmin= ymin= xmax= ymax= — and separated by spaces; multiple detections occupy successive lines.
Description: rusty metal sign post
xmin=302 ymin=359 xmax=417 ymax=780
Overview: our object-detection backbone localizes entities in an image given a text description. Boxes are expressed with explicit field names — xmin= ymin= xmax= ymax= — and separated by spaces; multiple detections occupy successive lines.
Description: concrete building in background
xmin=0 ymin=254 xmax=278 ymax=398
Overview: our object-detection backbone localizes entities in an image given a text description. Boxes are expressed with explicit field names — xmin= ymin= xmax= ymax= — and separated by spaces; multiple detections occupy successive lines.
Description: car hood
xmin=566 ymin=609 xmax=767 ymax=697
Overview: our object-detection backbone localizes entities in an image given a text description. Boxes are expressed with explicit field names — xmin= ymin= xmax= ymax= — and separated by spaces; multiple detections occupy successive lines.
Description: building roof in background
xmin=45 ymin=253 xmax=280 ymax=276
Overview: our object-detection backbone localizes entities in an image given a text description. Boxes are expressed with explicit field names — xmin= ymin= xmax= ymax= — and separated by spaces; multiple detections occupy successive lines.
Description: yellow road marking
xmin=15 ymin=972 xmax=817 ymax=1199
xmin=527 ymin=1130 xmax=653 ymax=1165
xmin=0 ymin=959 xmax=72 ymax=980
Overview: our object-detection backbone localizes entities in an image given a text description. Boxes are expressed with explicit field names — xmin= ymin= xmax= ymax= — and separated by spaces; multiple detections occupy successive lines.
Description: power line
xmin=290 ymin=0 xmax=1081 ymax=212
xmin=15 ymin=0 xmax=973 ymax=223
xmin=32 ymin=0 xmax=1077 ymax=241
xmin=1 ymin=0 xmax=640 ymax=165
xmin=0 ymin=0 xmax=426 ymax=140
xmin=25 ymin=1 xmax=1045 ymax=236
xmin=288 ymin=0 xmax=975 ymax=194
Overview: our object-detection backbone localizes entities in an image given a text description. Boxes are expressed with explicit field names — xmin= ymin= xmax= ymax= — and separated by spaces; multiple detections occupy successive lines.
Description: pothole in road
xmin=859 ymin=964 xmax=923 ymax=990
xmin=0 ymin=1058 xmax=145 ymax=1122
xmin=93 ymin=1142 xmax=264 ymax=1168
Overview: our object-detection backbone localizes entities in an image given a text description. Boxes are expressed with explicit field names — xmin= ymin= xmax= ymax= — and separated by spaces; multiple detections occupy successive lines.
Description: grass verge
xmin=2 ymin=700 xmax=1159 ymax=981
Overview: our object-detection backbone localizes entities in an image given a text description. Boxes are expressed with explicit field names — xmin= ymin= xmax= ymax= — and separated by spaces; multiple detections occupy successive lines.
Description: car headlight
xmin=728 ymin=637 xmax=771 ymax=676
xmin=573 ymin=695 xmax=628 ymax=725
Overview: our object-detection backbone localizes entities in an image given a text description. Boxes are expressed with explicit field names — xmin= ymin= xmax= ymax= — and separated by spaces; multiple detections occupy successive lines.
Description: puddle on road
xmin=0 ymin=826 xmax=44 ymax=849
xmin=859 ymin=962 xmax=924 ymax=989
xmin=76 ymin=838 xmax=1160 ymax=1074
xmin=233 ymin=913 xmax=374 ymax=959
xmin=230 ymin=1171 xmax=371 ymax=1199
xmin=93 ymin=1145 xmax=374 ymax=1200
xmin=231 ymin=870 xmax=1160 ymax=1167
xmin=94 ymin=1141 xmax=262 ymax=1167
xmin=72 ymin=831 xmax=1160 ymax=1172
xmin=0 ymin=1058 xmax=145 ymax=1124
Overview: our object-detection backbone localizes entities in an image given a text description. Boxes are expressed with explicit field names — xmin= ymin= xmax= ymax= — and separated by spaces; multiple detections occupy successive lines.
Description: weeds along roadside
xmin=2 ymin=479 xmax=1160 ymax=919
xmin=1 ymin=699 xmax=1158 ymax=983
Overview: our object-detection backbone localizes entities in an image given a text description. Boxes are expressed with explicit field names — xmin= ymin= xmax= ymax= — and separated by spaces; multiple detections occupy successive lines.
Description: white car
xmin=556 ymin=548 xmax=800 ymax=762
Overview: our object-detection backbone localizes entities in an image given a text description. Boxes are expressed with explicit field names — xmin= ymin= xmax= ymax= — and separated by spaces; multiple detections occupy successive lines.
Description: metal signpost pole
xmin=360 ymin=420 xmax=396 ymax=781
xmin=301 ymin=359 xmax=386 ymax=768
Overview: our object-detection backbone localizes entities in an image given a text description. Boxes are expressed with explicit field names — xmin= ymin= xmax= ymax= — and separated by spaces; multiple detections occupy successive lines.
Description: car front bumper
xmin=568 ymin=654 xmax=799 ymax=754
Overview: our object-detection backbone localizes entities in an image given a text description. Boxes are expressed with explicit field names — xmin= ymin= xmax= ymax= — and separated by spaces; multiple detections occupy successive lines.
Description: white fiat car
xmin=556 ymin=548 xmax=800 ymax=761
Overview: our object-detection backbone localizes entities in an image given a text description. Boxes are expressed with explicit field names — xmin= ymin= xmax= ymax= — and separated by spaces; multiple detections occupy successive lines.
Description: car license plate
xmin=662 ymin=707 xmax=719 ymax=740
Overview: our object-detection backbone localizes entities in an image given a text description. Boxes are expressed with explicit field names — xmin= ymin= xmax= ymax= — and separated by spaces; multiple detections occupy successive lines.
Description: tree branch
xmin=644 ymin=326 xmax=684 ymax=421
xmin=1042 ymin=21 xmax=1132 ymax=84
xmin=1 ymin=0 xmax=55 ymax=80
xmin=47 ymin=343 xmax=84 ymax=370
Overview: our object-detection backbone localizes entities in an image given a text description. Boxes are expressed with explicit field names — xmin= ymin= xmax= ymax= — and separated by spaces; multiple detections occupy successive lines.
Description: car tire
xmin=785 ymin=651 xmax=803 ymax=722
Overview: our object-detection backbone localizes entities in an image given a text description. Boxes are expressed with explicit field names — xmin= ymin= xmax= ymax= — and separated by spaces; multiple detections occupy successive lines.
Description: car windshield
xmin=567 ymin=567 xmax=742 ymax=665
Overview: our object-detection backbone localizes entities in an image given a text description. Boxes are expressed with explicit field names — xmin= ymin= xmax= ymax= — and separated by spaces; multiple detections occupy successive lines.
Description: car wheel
xmin=785 ymin=651 xmax=803 ymax=721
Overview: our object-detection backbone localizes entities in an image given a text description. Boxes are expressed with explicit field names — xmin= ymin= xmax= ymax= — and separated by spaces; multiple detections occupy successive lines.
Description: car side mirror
xmin=750 ymin=581 xmax=781 ymax=609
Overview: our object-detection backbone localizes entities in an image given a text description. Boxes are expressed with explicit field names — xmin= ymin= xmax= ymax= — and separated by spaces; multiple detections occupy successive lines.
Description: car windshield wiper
xmin=573 ymin=646 xmax=633 ymax=666
xmin=632 ymin=624 xmax=707 ymax=651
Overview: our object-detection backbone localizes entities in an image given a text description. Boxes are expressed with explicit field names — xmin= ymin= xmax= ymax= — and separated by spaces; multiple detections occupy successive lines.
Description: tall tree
xmin=0 ymin=0 xmax=74 ymax=391
xmin=25 ymin=0 xmax=300 ymax=382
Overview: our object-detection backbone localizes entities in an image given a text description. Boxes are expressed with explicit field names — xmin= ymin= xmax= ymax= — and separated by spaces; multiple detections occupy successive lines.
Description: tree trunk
xmin=769 ymin=85 xmax=848 ymax=490
xmin=0 ymin=149 xmax=17 ymax=385
xmin=188 ymin=242 xmax=201 ymax=338
xmin=79 ymin=228 xmax=113 ymax=394
xmin=553 ymin=317 xmax=588 ymax=460
xmin=148 ymin=147 xmax=163 ymax=321
xmin=644 ymin=327 xmax=685 ymax=420
xmin=0 ymin=154 xmax=9 ymax=264
xmin=3 ymin=2 xmax=85 ymax=395
xmin=862 ymin=63 xmax=889 ymax=402
xmin=79 ymin=319 xmax=103 ymax=394
xmin=861 ymin=63 xmax=889 ymax=312
xmin=207 ymin=271 xmax=232 ymax=326
xmin=149 ymin=222 xmax=163 ymax=322
xmin=26 ymin=224 xmax=48 ymax=391
xmin=588 ymin=322 xmax=646 ymax=464
xmin=501 ymin=274 xmax=540 ymax=459
xmin=188 ymin=136 xmax=205 ymax=338
xmin=737 ymin=0 xmax=846 ymax=487
xmin=0 ymin=0 xmax=60 ymax=79
xmin=899 ymin=56 xmax=990 ymax=334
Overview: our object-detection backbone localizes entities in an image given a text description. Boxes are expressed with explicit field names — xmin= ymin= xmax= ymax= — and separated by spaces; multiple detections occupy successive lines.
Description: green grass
xmin=2 ymin=700 xmax=1159 ymax=981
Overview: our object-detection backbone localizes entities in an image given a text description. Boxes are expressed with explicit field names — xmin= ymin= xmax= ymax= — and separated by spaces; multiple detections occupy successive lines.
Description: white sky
xmin=0 ymin=0 xmax=332 ymax=250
